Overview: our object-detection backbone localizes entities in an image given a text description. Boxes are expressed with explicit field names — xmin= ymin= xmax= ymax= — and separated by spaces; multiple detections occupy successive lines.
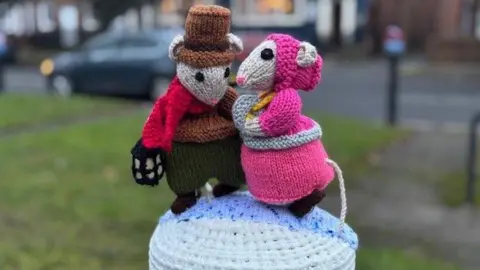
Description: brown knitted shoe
xmin=212 ymin=183 xmax=240 ymax=198
xmin=288 ymin=190 xmax=326 ymax=218
xmin=171 ymin=191 xmax=199 ymax=214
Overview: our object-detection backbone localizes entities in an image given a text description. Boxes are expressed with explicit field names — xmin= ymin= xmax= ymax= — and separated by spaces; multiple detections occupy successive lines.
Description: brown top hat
xmin=168 ymin=5 xmax=243 ymax=68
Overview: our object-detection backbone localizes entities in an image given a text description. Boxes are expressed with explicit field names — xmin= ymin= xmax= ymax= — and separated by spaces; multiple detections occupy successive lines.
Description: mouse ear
xmin=227 ymin=33 xmax=243 ymax=53
xmin=296 ymin=42 xmax=318 ymax=68
xmin=169 ymin=35 xmax=184 ymax=61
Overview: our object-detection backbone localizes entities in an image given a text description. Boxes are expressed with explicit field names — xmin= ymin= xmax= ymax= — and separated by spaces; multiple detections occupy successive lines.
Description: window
xmin=122 ymin=37 xmax=157 ymax=48
xmin=255 ymin=0 xmax=294 ymax=15
xmin=235 ymin=0 xmax=248 ymax=14
xmin=36 ymin=1 xmax=56 ymax=33
xmin=81 ymin=1 xmax=100 ymax=32
xmin=157 ymin=0 xmax=216 ymax=26
xmin=83 ymin=34 xmax=121 ymax=50
xmin=232 ymin=0 xmax=308 ymax=27
xmin=160 ymin=0 xmax=209 ymax=14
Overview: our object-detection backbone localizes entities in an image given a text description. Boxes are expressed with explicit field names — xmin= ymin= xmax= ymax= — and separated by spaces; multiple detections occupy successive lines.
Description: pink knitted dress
xmin=232 ymin=34 xmax=335 ymax=205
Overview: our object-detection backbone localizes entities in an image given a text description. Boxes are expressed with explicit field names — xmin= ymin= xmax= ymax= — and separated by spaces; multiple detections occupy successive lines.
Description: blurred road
xmin=2 ymin=61 xmax=479 ymax=133
xmin=304 ymin=59 xmax=480 ymax=133
xmin=1 ymin=66 xmax=46 ymax=94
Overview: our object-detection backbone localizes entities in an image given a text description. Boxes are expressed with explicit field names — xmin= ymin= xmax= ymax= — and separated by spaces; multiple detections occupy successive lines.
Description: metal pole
xmin=386 ymin=55 xmax=399 ymax=126
xmin=466 ymin=112 xmax=480 ymax=204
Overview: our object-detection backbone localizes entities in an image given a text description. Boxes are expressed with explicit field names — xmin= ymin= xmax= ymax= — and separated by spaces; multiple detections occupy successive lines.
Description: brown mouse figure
xmin=130 ymin=5 xmax=245 ymax=214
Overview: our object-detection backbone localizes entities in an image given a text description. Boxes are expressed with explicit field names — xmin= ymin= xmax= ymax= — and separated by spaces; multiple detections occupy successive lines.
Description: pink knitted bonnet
xmin=265 ymin=34 xmax=323 ymax=92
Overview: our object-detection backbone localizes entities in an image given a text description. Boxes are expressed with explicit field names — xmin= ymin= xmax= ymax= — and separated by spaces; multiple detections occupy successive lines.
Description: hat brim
xmin=177 ymin=48 xmax=235 ymax=68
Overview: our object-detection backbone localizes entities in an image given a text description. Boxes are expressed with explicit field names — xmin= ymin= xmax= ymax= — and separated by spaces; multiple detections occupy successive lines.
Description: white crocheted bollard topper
xmin=149 ymin=191 xmax=358 ymax=270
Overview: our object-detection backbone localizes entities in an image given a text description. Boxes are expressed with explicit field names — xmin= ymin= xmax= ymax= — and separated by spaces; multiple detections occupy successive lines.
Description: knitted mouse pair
xmin=130 ymin=4 xmax=346 ymax=219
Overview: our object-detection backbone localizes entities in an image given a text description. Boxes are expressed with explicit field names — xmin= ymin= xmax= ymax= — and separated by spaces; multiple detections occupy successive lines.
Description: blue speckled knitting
xmin=149 ymin=191 xmax=358 ymax=270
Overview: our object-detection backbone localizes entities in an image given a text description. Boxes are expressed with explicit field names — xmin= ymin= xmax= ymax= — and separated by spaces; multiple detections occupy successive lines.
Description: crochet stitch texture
xmin=149 ymin=192 xmax=358 ymax=270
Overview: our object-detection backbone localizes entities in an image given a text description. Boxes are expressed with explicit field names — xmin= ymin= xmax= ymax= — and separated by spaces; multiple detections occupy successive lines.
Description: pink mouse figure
xmin=232 ymin=34 xmax=346 ymax=218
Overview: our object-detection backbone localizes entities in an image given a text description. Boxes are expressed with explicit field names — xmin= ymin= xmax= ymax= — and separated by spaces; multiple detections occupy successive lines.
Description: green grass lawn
xmin=0 ymin=102 xmax=455 ymax=269
xmin=357 ymin=248 xmax=461 ymax=270
xmin=0 ymin=94 xmax=136 ymax=129
xmin=316 ymin=113 xmax=408 ymax=190
xmin=316 ymin=114 xmax=403 ymax=165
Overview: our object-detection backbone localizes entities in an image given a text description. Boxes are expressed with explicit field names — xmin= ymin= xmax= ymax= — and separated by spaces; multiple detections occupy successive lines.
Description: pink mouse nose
xmin=209 ymin=98 xmax=219 ymax=104
xmin=236 ymin=76 xmax=246 ymax=86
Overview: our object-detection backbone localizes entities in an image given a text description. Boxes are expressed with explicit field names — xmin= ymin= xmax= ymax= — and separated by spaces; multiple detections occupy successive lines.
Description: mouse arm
xmin=217 ymin=87 xmax=239 ymax=120
xmin=259 ymin=88 xmax=301 ymax=137
xmin=142 ymin=87 xmax=192 ymax=152
xmin=131 ymin=96 xmax=168 ymax=187
xmin=142 ymin=97 xmax=168 ymax=149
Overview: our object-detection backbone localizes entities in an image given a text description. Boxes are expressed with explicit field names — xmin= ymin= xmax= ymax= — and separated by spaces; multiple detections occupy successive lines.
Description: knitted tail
xmin=325 ymin=158 xmax=347 ymax=233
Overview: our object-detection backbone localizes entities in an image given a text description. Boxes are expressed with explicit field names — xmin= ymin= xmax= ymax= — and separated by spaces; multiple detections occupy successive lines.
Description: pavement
xmin=0 ymin=65 xmax=46 ymax=94
xmin=1 ymin=59 xmax=479 ymax=133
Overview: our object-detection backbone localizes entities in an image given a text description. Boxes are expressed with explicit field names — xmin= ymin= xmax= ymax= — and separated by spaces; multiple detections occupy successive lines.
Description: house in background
xmin=0 ymin=0 xmax=99 ymax=35
xmin=0 ymin=0 xmax=372 ymax=52
xmin=114 ymin=0 xmax=370 ymax=52
xmin=217 ymin=0 xmax=368 ymax=53
xmin=366 ymin=0 xmax=480 ymax=61
xmin=0 ymin=0 xmax=99 ymax=48
xmin=0 ymin=0 xmax=477 ymax=61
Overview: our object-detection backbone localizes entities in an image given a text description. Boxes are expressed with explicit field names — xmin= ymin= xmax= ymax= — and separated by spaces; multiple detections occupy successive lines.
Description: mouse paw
xmin=130 ymin=138 xmax=165 ymax=186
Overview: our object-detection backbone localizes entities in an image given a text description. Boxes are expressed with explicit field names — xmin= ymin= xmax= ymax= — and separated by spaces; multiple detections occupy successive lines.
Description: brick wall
xmin=434 ymin=0 xmax=462 ymax=37
xmin=424 ymin=0 xmax=480 ymax=62
xmin=426 ymin=36 xmax=480 ymax=62
xmin=371 ymin=0 xmax=462 ymax=51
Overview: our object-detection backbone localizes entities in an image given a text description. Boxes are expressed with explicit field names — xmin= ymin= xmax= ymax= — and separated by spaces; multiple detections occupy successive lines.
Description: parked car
xmin=39 ymin=28 xmax=182 ymax=100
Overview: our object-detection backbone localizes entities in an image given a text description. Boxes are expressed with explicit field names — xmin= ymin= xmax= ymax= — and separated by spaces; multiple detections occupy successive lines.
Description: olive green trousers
xmin=166 ymin=135 xmax=245 ymax=194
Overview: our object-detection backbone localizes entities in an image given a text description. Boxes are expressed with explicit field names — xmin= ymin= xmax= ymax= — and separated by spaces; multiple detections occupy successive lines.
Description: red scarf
xmin=142 ymin=76 xmax=214 ymax=152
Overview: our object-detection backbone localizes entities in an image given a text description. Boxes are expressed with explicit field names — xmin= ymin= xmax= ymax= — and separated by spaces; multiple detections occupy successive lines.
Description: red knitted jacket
xmin=142 ymin=76 xmax=214 ymax=152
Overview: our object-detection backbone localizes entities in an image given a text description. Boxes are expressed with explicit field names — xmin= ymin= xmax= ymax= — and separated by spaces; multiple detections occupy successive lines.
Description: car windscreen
xmin=82 ymin=33 xmax=122 ymax=50
xmin=131 ymin=32 xmax=173 ymax=54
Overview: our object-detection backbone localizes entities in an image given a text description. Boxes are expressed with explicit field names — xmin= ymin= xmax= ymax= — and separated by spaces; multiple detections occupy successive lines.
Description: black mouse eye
xmin=260 ymin=48 xmax=274 ymax=60
xmin=224 ymin=67 xmax=230 ymax=78
xmin=195 ymin=72 xmax=205 ymax=82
